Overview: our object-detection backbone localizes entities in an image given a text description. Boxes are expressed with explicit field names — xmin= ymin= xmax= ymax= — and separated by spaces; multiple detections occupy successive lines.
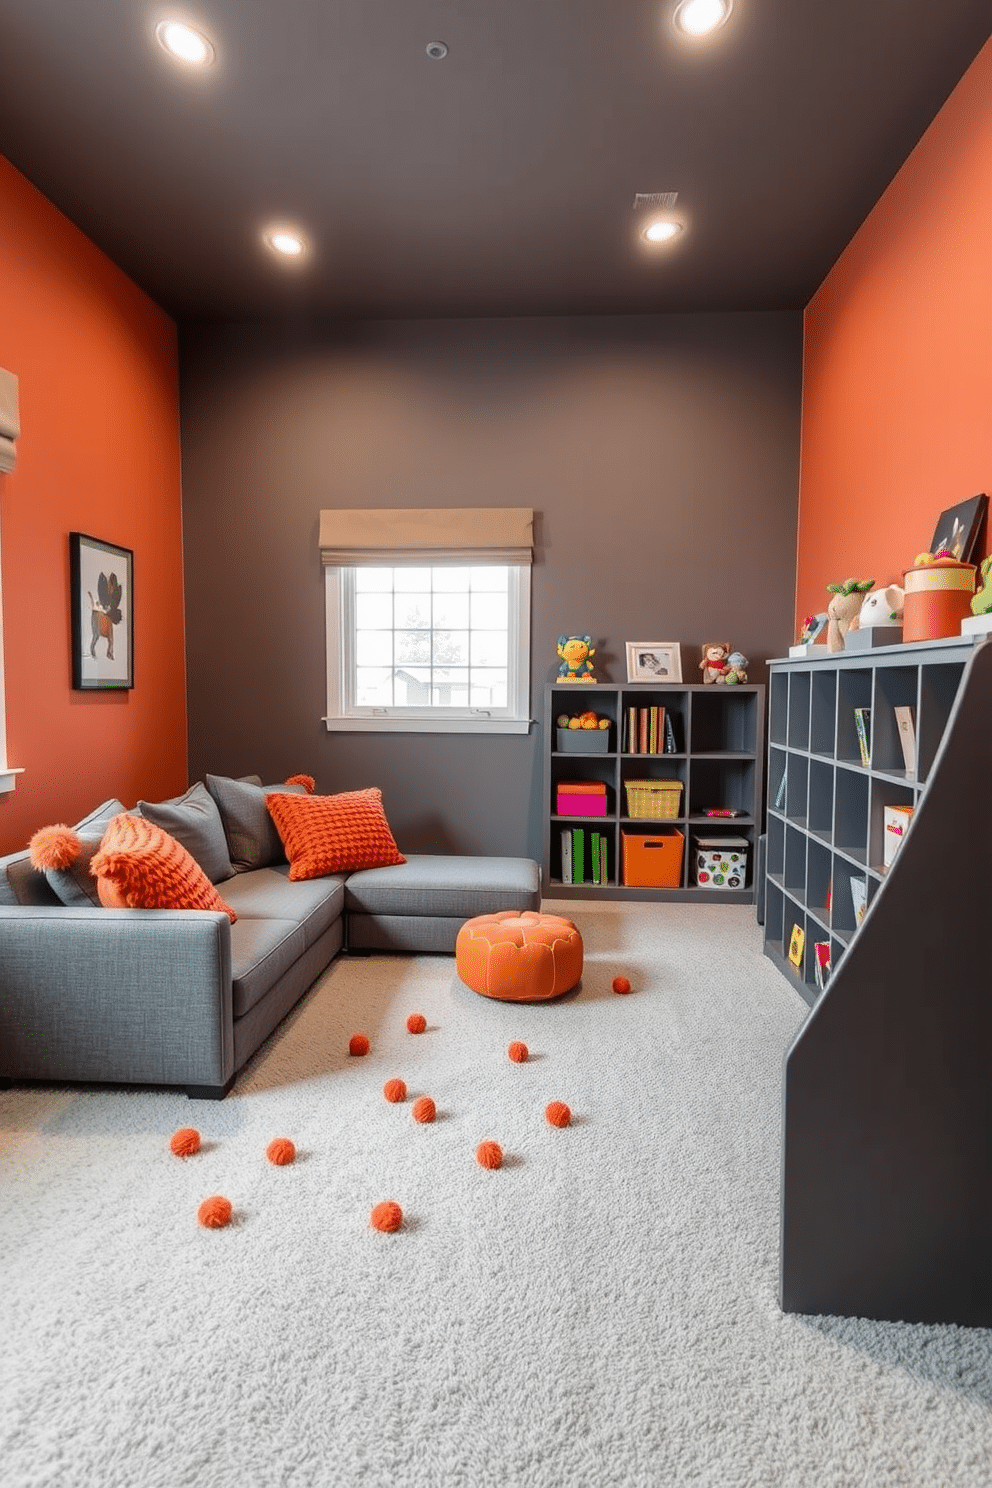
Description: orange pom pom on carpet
xmin=406 ymin=1013 xmax=427 ymax=1034
xmin=266 ymin=1138 xmax=296 ymax=1165
xmin=476 ymin=1140 xmax=503 ymax=1170
xmin=507 ymin=1041 xmax=529 ymax=1063
xmin=383 ymin=1078 xmax=407 ymax=1103
xmin=349 ymin=1033 xmax=370 ymax=1056
xmin=170 ymin=1127 xmax=201 ymax=1157
xmin=412 ymin=1096 xmax=436 ymax=1124
xmin=198 ymin=1196 xmax=233 ymax=1228
xmin=612 ymin=976 xmax=632 ymax=995
xmin=546 ymin=1101 xmax=572 ymax=1128
xmin=370 ymin=1200 xmax=404 ymax=1233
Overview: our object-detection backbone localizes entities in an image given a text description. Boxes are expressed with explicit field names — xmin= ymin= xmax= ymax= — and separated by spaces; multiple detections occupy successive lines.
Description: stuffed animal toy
xmin=858 ymin=584 xmax=904 ymax=629
xmin=723 ymin=651 xmax=749 ymax=684
xmin=825 ymin=578 xmax=875 ymax=651
xmin=971 ymin=556 xmax=992 ymax=616
xmin=556 ymin=634 xmax=596 ymax=682
xmin=699 ymin=642 xmax=731 ymax=684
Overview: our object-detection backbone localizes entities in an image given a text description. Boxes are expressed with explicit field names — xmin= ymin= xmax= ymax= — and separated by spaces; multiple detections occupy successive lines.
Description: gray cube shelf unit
xmin=543 ymin=681 xmax=764 ymax=902
xmin=767 ymin=636 xmax=992 ymax=1327
xmin=763 ymin=635 xmax=975 ymax=1005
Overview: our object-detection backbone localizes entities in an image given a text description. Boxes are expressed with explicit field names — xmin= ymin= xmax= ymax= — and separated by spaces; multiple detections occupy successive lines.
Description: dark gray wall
xmin=180 ymin=311 xmax=801 ymax=860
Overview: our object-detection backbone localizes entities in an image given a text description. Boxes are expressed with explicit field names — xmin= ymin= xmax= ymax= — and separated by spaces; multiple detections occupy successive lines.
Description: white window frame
xmin=324 ymin=562 xmax=532 ymax=734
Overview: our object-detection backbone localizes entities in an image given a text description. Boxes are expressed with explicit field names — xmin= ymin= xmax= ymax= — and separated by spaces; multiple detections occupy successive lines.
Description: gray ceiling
xmin=1 ymin=1 xmax=989 ymax=322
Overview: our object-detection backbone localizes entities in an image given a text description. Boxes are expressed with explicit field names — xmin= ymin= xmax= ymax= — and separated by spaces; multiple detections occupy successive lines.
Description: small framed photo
xmin=70 ymin=532 xmax=133 ymax=690
xmin=625 ymin=642 xmax=682 ymax=683
xmin=929 ymin=493 xmax=987 ymax=563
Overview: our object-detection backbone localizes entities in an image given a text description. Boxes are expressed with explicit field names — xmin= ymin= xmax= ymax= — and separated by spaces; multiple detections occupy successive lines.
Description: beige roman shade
xmin=319 ymin=507 xmax=533 ymax=566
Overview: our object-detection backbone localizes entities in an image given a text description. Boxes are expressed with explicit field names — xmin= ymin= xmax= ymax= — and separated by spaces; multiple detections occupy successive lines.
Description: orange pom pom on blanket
xmin=170 ymin=1127 xmax=201 ymax=1157
xmin=383 ymin=1078 xmax=407 ymax=1103
xmin=370 ymin=1200 xmax=404 ymax=1233
xmin=546 ymin=1101 xmax=572 ymax=1128
xmin=198 ymin=1196 xmax=233 ymax=1228
xmin=28 ymin=825 xmax=82 ymax=871
xmin=612 ymin=976 xmax=632 ymax=995
xmin=266 ymin=1137 xmax=296 ymax=1165
xmin=349 ymin=1033 xmax=370 ymax=1056
xmin=412 ymin=1096 xmax=436 ymax=1124
xmin=508 ymin=1041 xmax=529 ymax=1063
xmin=476 ymin=1140 xmax=503 ymax=1170
xmin=406 ymin=1013 xmax=427 ymax=1034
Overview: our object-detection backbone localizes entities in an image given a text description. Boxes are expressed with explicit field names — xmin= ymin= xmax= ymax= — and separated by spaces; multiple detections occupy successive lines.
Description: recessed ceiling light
xmin=673 ymin=0 xmax=733 ymax=37
xmin=263 ymin=227 xmax=307 ymax=259
xmin=155 ymin=19 xmax=215 ymax=65
xmin=642 ymin=219 xmax=683 ymax=244
xmin=426 ymin=41 xmax=448 ymax=60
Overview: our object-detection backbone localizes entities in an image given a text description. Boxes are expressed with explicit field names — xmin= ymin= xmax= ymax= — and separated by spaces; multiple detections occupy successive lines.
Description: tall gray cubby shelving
xmin=542 ymin=681 xmax=764 ymax=902
xmin=765 ymin=636 xmax=992 ymax=1327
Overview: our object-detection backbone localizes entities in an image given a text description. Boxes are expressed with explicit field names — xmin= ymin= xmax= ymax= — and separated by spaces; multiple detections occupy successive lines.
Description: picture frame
xmin=928 ymin=493 xmax=988 ymax=564
xmin=625 ymin=642 xmax=682 ymax=683
xmin=70 ymin=532 xmax=133 ymax=690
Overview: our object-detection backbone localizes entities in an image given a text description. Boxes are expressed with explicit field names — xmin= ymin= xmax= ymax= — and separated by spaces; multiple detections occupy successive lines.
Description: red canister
xmin=902 ymin=559 xmax=975 ymax=642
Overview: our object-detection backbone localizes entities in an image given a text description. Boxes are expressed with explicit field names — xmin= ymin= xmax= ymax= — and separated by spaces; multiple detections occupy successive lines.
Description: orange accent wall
xmin=0 ymin=155 xmax=187 ymax=854
xmin=796 ymin=39 xmax=992 ymax=634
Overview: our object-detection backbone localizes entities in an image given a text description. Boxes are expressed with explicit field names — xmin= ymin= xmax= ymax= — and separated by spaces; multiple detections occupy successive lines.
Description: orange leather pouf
xmin=455 ymin=910 xmax=583 ymax=1002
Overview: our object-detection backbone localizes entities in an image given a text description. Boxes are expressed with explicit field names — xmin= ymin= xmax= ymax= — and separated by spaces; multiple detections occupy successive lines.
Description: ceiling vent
xmin=633 ymin=193 xmax=679 ymax=211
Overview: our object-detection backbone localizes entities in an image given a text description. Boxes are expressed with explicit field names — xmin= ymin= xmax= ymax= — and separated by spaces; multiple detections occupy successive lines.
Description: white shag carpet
xmin=3 ymin=900 xmax=992 ymax=1488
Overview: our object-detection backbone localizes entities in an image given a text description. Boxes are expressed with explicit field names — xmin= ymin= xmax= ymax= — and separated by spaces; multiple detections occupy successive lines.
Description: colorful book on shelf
xmin=774 ymin=772 xmax=787 ymax=810
xmin=648 ymin=706 xmax=657 ymax=754
xmin=590 ymin=831 xmax=601 ymax=885
xmin=627 ymin=706 xmax=638 ymax=752
xmin=849 ymin=876 xmax=868 ymax=926
xmin=894 ymin=705 xmax=916 ymax=772
xmin=638 ymin=709 xmax=649 ymax=755
xmin=561 ymin=828 xmax=572 ymax=885
xmin=571 ymin=827 xmax=585 ymax=885
xmin=787 ymin=923 xmax=805 ymax=969
xmin=663 ymin=712 xmax=677 ymax=754
xmin=598 ymin=834 xmax=608 ymax=884
xmin=813 ymin=941 xmax=831 ymax=990
xmin=854 ymin=707 xmax=871 ymax=767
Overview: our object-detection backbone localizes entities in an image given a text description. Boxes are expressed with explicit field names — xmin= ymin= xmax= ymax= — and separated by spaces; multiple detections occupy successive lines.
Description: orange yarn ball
xmin=370 ymin=1200 xmax=404 ymax=1233
xmin=197 ymin=1195 xmax=232 ymax=1229
xmin=266 ymin=1137 xmax=296 ymax=1165
xmin=406 ymin=1013 xmax=427 ymax=1034
xmin=170 ymin=1126 xmax=201 ymax=1157
xmin=612 ymin=976 xmax=632 ymax=995
xmin=546 ymin=1101 xmax=572 ymax=1128
xmin=383 ymin=1078 xmax=407 ymax=1103
xmin=349 ymin=1033 xmax=370 ymax=1056
xmin=412 ymin=1096 xmax=436 ymax=1124
xmin=507 ymin=1041 xmax=529 ymax=1063
xmin=476 ymin=1140 xmax=503 ymax=1170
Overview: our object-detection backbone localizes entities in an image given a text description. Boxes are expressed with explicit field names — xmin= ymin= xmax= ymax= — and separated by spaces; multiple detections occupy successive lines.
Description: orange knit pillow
xmin=265 ymin=788 xmax=405 ymax=880
xmin=90 ymin=814 xmax=237 ymax=921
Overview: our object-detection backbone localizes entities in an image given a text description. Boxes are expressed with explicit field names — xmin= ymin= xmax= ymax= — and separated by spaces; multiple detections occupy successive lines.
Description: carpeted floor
xmin=2 ymin=900 xmax=992 ymax=1488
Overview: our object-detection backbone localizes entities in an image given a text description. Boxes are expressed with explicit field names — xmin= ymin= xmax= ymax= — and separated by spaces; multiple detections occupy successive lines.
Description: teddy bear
xmin=556 ymin=634 xmax=596 ymax=682
xmin=825 ymin=578 xmax=875 ymax=652
xmin=699 ymin=642 xmax=731 ymax=684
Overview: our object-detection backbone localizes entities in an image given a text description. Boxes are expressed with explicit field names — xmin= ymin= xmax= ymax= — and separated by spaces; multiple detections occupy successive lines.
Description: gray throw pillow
xmin=205 ymin=774 xmax=309 ymax=873
xmin=137 ymin=781 xmax=234 ymax=884
xmin=37 ymin=798 xmax=127 ymax=907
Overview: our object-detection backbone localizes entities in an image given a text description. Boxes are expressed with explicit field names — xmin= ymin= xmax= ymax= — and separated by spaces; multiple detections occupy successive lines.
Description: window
xmin=321 ymin=507 xmax=533 ymax=735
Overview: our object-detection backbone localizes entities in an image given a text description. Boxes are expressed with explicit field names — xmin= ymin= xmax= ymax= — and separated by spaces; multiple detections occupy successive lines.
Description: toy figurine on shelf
xmin=825 ymin=577 xmax=874 ymax=651
xmin=972 ymin=556 xmax=992 ymax=616
xmin=723 ymin=651 xmax=749 ymax=684
xmin=699 ymin=641 xmax=731 ymax=684
xmin=556 ymin=634 xmax=597 ymax=682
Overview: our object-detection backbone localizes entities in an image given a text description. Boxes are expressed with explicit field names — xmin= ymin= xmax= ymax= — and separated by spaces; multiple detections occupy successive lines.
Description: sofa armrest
xmin=0 ymin=907 xmax=234 ymax=1091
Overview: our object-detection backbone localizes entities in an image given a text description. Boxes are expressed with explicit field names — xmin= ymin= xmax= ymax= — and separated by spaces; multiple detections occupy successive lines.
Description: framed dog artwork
xmin=70 ymin=532 xmax=133 ymax=690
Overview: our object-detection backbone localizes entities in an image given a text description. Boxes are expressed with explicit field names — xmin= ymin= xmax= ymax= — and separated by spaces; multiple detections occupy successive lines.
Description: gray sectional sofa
xmin=0 ymin=775 xmax=540 ymax=1099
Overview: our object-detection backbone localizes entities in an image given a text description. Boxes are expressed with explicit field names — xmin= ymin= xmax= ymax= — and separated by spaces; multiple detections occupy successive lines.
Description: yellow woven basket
xmin=624 ymin=779 xmax=683 ymax=820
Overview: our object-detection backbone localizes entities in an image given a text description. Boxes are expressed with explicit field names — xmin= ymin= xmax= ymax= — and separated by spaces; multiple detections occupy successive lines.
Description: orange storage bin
xmin=902 ymin=559 xmax=975 ymax=642
xmin=621 ymin=829 xmax=684 ymax=888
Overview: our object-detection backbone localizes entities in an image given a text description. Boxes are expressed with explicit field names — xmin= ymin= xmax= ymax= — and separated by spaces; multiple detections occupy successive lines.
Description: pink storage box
xmin=557 ymin=784 xmax=608 ymax=817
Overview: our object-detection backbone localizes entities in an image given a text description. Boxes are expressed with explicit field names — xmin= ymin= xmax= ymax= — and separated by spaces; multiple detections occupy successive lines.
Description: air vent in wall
xmin=632 ymin=192 xmax=679 ymax=211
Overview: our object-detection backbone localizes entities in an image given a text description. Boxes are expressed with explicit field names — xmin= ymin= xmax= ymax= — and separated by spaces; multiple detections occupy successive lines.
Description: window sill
xmin=0 ymin=767 xmax=24 ymax=793
xmin=322 ymin=717 xmax=533 ymax=735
